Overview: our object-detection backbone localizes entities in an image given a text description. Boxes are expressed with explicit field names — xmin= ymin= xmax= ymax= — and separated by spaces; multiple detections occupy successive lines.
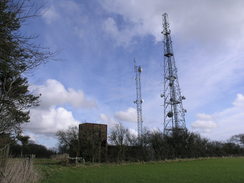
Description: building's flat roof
xmin=79 ymin=122 xmax=107 ymax=126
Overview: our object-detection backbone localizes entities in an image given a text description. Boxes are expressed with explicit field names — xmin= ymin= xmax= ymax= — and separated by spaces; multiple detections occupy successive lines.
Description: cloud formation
xmin=41 ymin=6 xmax=59 ymax=24
xmin=26 ymin=107 xmax=79 ymax=135
xmin=191 ymin=94 xmax=244 ymax=140
xmin=26 ymin=0 xmax=244 ymax=146
xmin=100 ymin=0 xmax=244 ymax=115
xmin=41 ymin=0 xmax=88 ymax=39
xmin=103 ymin=17 xmax=142 ymax=46
xmin=101 ymin=0 xmax=244 ymax=47
xmin=191 ymin=114 xmax=217 ymax=133
xmin=114 ymin=107 xmax=137 ymax=123
xmin=25 ymin=79 xmax=96 ymax=136
xmin=32 ymin=79 xmax=96 ymax=109
xmin=100 ymin=113 xmax=117 ymax=125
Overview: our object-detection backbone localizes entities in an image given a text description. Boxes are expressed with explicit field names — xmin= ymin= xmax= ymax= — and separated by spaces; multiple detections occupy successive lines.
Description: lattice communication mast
xmin=161 ymin=13 xmax=186 ymax=134
xmin=134 ymin=59 xmax=143 ymax=137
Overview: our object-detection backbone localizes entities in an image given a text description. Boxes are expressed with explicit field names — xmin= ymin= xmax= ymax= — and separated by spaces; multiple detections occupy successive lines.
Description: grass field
xmin=36 ymin=157 xmax=244 ymax=183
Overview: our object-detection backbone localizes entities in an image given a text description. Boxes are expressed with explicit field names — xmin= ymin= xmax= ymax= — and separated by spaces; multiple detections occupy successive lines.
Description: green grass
xmin=36 ymin=157 xmax=244 ymax=183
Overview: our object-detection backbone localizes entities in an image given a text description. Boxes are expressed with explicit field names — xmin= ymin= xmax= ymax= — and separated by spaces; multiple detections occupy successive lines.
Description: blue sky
xmin=22 ymin=0 xmax=244 ymax=148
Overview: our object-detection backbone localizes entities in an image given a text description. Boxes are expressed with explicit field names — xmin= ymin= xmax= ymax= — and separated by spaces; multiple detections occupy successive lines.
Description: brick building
xmin=79 ymin=123 xmax=107 ymax=162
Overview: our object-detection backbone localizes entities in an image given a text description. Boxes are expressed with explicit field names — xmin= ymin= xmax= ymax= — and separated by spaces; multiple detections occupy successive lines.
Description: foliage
xmin=17 ymin=135 xmax=30 ymax=146
xmin=107 ymin=124 xmax=244 ymax=162
xmin=61 ymin=122 xmax=244 ymax=162
xmin=109 ymin=123 xmax=130 ymax=161
xmin=230 ymin=134 xmax=244 ymax=146
xmin=0 ymin=0 xmax=51 ymax=137
xmin=56 ymin=126 xmax=79 ymax=157
xmin=9 ymin=142 xmax=55 ymax=158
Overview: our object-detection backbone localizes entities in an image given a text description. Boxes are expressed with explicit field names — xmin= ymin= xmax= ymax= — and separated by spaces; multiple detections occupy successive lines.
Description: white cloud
xmin=41 ymin=1 xmax=87 ymax=39
xmin=32 ymin=79 xmax=96 ymax=109
xmin=128 ymin=128 xmax=138 ymax=137
xmin=30 ymin=0 xmax=244 ymax=145
xmin=101 ymin=0 xmax=244 ymax=47
xmin=103 ymin=17 xmax=140 ymax=46
xmin=41 ymin=1 xmax=80 ymax=24
xmin=100 ymin=113 xmax=117 ymax=125
xmin=24 ymin=132 xmax=58 ymax=149
xmin=41 ymin=6 xmax=59 ymax=24
xmin=114 ymin=107 xmax=137 ymax=123
xmin=233 ymin=94 xmax=244 ymax=107
xmin=25 ymin=107 xmax=79 ymax=135
xmin=191 ymin=114 xmax=217 ymax=133
xmin=181 ymin=52 xmax=244 ymax=111
xmin=101 ymin=0 xmax=162 ymax=43
xmin=24 ymin=79 xmax=97 ymax=136
xmin=100 ymin=0 xmax=244 ymax=115
xmin=103 ymin=17 xmax=118 ymax=37
xmin=191 ymin=94 xmax=244 ymax=140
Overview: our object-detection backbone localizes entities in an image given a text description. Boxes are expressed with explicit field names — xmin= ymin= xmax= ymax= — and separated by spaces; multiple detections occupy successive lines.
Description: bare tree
xmin=109 ymin=123 xmax=129 ymax=161
xmin=56 ymin=126 xmax=79 ymax=156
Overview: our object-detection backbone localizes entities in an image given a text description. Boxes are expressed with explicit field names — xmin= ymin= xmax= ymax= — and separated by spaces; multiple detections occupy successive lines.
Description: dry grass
xmin=1 ymin=144 xmax=39 ymax=183
xmin=0 ymin=145 xmax=9 ymax=182
xmin=1 ymin=158 xmax=39 ymax=183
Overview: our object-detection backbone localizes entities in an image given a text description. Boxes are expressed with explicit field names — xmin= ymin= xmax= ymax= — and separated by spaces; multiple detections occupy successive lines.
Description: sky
xmin=20 ymin=0 xmax=244 ymax=148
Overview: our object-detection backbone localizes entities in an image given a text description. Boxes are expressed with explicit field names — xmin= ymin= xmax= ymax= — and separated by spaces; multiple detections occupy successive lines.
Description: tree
xmin=16 ymin=134 xmax=29 ymax=157
xmin=0 ymin=0 xmax=51 ymax=137
xmin=9 ymin=141 xmax=56 ymax=158
xmin=56 ymin=126 xmax=79 ymax=156
xmin=109 ymin=123 xmax=129 ymax=161
xmin=230 ymin=134 xmax=244 ymax=146
xmin=149 ymin=131 xmax=168 ymax=160
xmin=109 ymin=123 xmax=128 ymax=145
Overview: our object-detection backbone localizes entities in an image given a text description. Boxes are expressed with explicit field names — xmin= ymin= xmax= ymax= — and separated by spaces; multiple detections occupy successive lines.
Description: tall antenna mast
xmin=134 ymin=59 xmax=143 ymax=137
xmin=161 ymin=13 xmax=186 ymax=134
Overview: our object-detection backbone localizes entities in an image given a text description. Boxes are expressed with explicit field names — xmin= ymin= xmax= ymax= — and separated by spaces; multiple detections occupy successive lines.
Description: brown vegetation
xmin=2 ymin=158 xmax=39 ymax=183
xmin=0 ymin=145 xmax=39 ymax=183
